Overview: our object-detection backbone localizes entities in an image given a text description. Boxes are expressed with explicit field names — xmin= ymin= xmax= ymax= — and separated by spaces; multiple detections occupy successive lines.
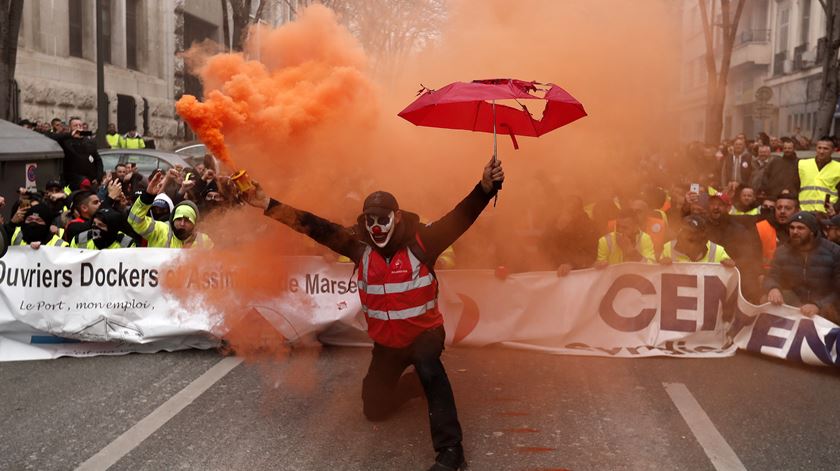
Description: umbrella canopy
xmin=398 ymin=79 xmax=586 ymax=149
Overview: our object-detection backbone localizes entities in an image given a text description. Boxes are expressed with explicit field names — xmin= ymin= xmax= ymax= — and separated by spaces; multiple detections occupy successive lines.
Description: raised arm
xmin=418 ymin=158 xmax=504 ymax=260
xmin=244 ymin=182 xmax=366 ymax=263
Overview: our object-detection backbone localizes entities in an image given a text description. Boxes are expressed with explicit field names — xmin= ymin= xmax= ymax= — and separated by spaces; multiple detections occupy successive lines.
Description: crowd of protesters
xmin=531 ymin=130 xmax=840 ymax=324
xmin=6 ymin=118 xmax=840 ymax=323
xmin=4 ymin=117 xmax=241 ymax=252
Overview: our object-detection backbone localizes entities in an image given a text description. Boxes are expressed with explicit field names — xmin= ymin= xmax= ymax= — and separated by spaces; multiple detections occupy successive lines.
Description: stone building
xmin=14 ymin=0 xmax=231 ymax=149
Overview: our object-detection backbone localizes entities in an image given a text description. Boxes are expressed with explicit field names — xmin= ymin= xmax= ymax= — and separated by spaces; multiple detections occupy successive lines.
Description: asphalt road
xmin=1 ymin=346 xmax=838 ymax=471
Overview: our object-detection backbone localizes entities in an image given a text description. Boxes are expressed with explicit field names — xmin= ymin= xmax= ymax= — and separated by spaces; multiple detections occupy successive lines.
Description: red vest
xmin=358 ymin=240 xmax=442 ymax=348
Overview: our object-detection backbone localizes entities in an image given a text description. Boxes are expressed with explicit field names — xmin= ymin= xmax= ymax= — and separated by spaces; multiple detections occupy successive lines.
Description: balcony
xmin=736 ymin=29 xmax=771 ymax=46
xmin=730 ymin=29 xmax=772 ymax=69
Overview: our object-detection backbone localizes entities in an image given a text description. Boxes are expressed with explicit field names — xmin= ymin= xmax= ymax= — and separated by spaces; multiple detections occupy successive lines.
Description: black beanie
xmin=790 ymin=211 xmax=820 ymax=235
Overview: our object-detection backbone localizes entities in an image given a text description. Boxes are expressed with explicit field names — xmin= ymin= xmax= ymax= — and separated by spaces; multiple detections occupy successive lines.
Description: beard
xmin=789 ymin=233 xmax=812 ymax=248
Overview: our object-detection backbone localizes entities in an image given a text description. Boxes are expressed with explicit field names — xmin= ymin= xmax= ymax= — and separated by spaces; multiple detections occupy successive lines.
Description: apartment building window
xmin=101 ymin=1 xmax=112 ymax=63
xmin=126 ymin=0 xmax=139 ymax=70
xmin=777 ymin=7 xmax=790 ymax=53
xmin=69 ymin=0 xmax=83 ymax=57
xmin=787 ymin=114 xmax=793 ymax=132
xmin=800 ymin=0 xmax=811 ymax=46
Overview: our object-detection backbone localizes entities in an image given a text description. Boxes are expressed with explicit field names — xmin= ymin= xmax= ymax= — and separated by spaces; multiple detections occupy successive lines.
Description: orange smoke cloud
xmin=166 ymin=1 xmax=682 ymax=357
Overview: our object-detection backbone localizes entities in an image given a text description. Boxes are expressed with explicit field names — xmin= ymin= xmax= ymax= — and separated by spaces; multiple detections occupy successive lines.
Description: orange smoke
xmin=167 ymin=1 xmax=682 ymax=358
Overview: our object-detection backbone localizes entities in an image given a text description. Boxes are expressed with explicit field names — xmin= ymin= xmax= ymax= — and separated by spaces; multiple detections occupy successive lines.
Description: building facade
xmin=679 ymin=0 xmax=834 ymax=143
xmin=13 ymin=0 xmax=300 ymax=150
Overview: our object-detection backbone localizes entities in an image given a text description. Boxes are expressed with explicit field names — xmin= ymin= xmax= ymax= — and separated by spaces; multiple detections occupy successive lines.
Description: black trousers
xmin=361 ymin=326 xmax=463 ymax=452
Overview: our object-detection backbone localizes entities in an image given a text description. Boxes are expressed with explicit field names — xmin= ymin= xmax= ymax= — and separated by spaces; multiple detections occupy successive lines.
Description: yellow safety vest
xmin=124 ymin=136 xmax=146 ymax=149
xmin=729 ymin=207 xmax=759 ymax=216
xmin=10 ymin=227 xmax=68 ymax=247
xmin=661 ymin=240 xmax=730 ymax=263
xmin=596 ymin=231 xmax=656 ymax=265
xmin=127 ymin=197 xmax=213 ymax=248
xmin=105 ymin=133 xmax=124 ymax=148
xmin=70 ymin=230 xmax=136 ymax=249
xmin=798 ymin=158 xmax=840 ymax=212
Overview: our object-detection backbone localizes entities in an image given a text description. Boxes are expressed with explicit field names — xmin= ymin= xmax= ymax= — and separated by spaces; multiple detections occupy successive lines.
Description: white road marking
xmin=75 ymin=356 xmax=244 ymax=471
xmin=663 ymin=382 xmax=747 ymax=471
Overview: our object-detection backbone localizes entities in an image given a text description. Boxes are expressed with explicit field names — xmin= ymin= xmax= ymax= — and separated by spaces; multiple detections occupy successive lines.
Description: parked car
xmin=99 ymin=149 xmax=194 ymax=177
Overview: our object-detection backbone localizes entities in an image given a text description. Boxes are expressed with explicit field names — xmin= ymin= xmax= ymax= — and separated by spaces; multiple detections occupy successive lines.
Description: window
xmin=69 ymin=0 xmax=83 ymax=57
xmin=777 ymin=7 xmax=790 ymax=53
xmin=807 ymin=112 xmax=812 ymax=131
xmin=788 ymin=114 xmax=793 ymax=132
xmin=126 ymin=0 xmax=138 ymax=70
xmin=101 ymin=1 xmax=111 ymax=63
xmin=800 ymin=0 xmax=811 ymax=46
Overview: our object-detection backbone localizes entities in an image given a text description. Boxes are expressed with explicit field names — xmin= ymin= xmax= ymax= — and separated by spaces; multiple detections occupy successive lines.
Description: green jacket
xmin=128 ymin=196 xmax=213 ymax=248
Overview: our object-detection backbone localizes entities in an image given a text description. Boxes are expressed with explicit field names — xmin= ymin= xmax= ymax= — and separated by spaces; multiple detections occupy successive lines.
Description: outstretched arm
xmin=244 ymin=183 xmax=366 ymax=263
xmin=419 ymin=158 xmax=504 ymax=260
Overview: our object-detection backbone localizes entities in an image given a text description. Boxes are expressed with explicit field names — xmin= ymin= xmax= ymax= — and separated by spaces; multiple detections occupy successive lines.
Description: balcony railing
xmin=737 ymin=29 xmax=771 ymax=46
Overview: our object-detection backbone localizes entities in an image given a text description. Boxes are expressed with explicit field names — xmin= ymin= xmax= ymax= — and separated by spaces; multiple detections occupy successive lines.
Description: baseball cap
xmin=362 ymin=191 xmax=399 ymax=217
xmin=682 ymin=215 xmax=707 ymax=233
xmin=823 ymin=214 xmax=840 ymax=228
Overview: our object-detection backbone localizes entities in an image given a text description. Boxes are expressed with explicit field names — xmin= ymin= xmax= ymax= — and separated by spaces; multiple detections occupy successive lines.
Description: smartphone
xmin=79 ymin=130 xmax=93 ymax=137
xmin=690 ymin=183 xmax=700 ymax=194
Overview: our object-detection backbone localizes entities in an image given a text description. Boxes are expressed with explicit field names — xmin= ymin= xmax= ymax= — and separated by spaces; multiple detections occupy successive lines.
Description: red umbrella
xmin=398 ymin=78 xmax=587 ymax=151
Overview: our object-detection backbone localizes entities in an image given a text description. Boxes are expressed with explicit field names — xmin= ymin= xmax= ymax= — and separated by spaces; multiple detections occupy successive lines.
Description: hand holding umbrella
xmin=480 ymin=157 xmax=505 ymax=194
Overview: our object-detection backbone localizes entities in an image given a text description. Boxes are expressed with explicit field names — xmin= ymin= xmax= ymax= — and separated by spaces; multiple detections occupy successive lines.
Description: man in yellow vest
xmin=128 ymin=170 xmax=212 ymax=248
xmin=123 ymin=127 xmax=146 ymax=149
xmin=798 ymin=137 xmax=840 ymax=212
xmin=594 ymin=209 xmax=656 ymax=268
xmin=660 ymin=215 xmax=735 ymax=267
xmin=8 ymin=205 xmax=68 ymax=249
xmin=105 ymin=123 xmax=124 ymax=149
xmin=71 ymin=208 xmax=136 ymax=249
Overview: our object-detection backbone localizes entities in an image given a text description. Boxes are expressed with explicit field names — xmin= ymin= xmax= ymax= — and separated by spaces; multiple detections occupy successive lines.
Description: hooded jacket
xmin=128 ymin=194 xmax=213 ymax=248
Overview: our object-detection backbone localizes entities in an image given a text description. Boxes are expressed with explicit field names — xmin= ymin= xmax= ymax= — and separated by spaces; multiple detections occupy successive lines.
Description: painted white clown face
xmin=365 ymin=211 xmax=395 ymax=248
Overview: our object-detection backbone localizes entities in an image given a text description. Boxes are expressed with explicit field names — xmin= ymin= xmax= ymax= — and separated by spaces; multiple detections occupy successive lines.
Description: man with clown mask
xmin=244 ymin=158 xmax=504 ymax=471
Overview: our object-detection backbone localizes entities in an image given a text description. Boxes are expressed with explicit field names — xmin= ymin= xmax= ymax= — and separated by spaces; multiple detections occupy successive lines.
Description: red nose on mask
xmin=372 ymin=226 xmax=383 ymax=235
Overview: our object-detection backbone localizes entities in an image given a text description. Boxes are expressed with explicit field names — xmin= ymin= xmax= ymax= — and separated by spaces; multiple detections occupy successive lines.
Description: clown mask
xmin=365 ymin=211 xmax=395 ymax=248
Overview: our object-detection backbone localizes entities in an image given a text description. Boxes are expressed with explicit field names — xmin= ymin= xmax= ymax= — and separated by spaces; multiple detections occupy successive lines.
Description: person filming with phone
xmin=48 ymin=116 xmax=103 ymax=191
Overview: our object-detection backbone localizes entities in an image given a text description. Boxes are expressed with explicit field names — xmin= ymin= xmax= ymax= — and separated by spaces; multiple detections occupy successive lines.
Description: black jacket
xmin=49 ymin=133 xmax=103 ymax=181
xmin=720 ymin=152 xmax=753 ymax=188
xmin=760 ymin=153 xmax=799 ymax=198
xmin=764 ymin=238 xmax=840 ymax=309
xmin=263 ymin=183 xmax=496 ymax=265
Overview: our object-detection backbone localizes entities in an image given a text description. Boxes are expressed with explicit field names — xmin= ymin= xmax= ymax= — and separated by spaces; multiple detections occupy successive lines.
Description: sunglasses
xmin=365 ymin=215 xmax=391 ymax=226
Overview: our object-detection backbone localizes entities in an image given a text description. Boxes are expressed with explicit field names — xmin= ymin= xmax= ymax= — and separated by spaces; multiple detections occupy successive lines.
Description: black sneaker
xmin=426 ymin=446 xmax=466 ymax=471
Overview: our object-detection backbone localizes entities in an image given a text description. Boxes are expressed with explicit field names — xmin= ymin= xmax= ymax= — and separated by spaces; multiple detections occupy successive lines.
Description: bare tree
xmin=221 ymin=0 xmax=270 ymax=51
xmin=815 ymin=0 xmax=840 ymax=138
xmin=0 ymin=0 xmax=24 ymax=121
xmin=698 ymin=0 xmax=746 ymax=145
xmin=319 ymin=0 xmax=447 ymax=71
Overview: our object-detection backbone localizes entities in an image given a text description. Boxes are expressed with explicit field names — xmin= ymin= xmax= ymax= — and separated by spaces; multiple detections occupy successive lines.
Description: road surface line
xmin=75 ymin=356 xmax=243 ymax=471
xmin=663 ymin=382 xmax=747 ymax=471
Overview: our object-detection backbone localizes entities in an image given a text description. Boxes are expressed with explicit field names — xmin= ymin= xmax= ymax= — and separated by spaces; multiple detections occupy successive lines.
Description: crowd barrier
xmin=0 ymin=247 xmax=837 ymax=366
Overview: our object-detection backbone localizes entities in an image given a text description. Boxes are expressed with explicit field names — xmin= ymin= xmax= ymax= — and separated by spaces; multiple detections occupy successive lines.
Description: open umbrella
xmin=398 ymin=79 xmax=587 ymax=196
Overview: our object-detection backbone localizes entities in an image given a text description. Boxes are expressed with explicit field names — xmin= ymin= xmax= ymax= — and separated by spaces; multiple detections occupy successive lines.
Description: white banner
xmin=0 ymin=247 xmax=837 ymax=366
